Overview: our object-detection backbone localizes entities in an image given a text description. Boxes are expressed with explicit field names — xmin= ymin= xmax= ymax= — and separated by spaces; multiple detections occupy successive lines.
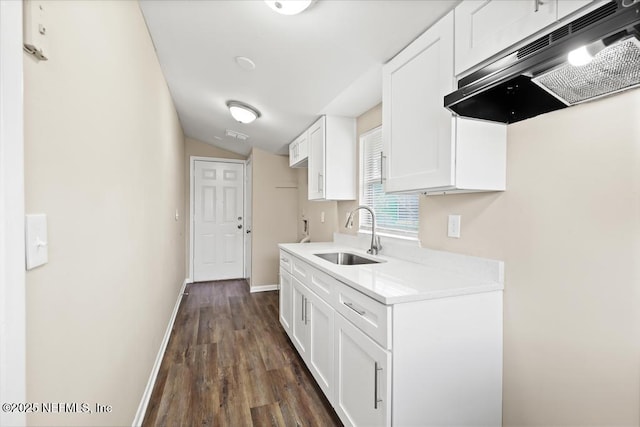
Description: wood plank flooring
xmin=143 ymin=280 xmax=342 ymax=427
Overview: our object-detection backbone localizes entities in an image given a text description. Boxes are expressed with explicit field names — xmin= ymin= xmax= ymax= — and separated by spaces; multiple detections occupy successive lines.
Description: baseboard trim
xmin=250 ymin=284 xmax=279 ymax=293
xmin=132 ymin=278 xmax=188 ymax=427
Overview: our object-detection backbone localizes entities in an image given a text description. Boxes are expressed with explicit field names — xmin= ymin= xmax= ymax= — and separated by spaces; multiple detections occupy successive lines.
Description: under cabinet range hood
xmin=444 ymin=0 xmax=640 ymax=124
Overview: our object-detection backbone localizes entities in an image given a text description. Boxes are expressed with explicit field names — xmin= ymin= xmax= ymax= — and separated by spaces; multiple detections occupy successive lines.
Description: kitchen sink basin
xmin=314 ymin=252 xmax=383 ymax=266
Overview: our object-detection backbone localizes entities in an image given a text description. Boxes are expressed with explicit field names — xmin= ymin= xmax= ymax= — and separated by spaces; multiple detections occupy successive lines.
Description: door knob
xmin=246 ymin=229 xmax=251 ymax=234
xmin=237 ymin=224 xmax=243 ymax=229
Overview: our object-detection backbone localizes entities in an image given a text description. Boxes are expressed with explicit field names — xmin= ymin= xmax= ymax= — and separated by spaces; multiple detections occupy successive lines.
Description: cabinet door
xmin=289 ymin=132 xmax=309 ymax=167
xmin=291 ymin=278 xmax=309 ymax=357
xmin=306 ymin=289 xmax=335 ymax=403
xmin=279 ymin=268 xmax=293 ymax=335
xmin=334 ymin=314 xmax=390 ymax=427
xmin=455 ymin=0 xmax=556 ymax=75
xmin=557 ymin=0 xmax=593 ymax=20
xmin=308 ymin=117 xmax=325 ymax=200
xmin=382 ymin=12 xmax=455 ymax=193
xmin=297 ymin=131 xmax=309 ymax=162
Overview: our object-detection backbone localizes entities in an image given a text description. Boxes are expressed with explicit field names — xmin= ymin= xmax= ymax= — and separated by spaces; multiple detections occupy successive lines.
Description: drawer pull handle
xmin=280 ymin=257 xmax=289 ymax=263
xmin=374 ymin=362 xmax=383 ymax=409
xmin=344 ymin=301 xmax=366 ymax=316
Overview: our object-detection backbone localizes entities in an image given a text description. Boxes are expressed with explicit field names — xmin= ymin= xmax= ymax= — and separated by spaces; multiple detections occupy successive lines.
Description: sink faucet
xmin=345 ymin=205 xmax=382 ymax=255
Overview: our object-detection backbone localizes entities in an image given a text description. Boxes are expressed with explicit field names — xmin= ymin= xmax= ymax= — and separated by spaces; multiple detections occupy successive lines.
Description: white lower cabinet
xmin=291 ymin=278 xmax=309 ymax=357
xmin=306 ymin=288 xmax=335 ymax=401
xmin=334 ymin=313 xmax=390 ymax=427
xmin=278 ymin=268 xmax=292 ymax=334
xmin=290 ymin=275 xmax=336 ymax=402
xmin=279 ymin=249 xmax=503 ymax=427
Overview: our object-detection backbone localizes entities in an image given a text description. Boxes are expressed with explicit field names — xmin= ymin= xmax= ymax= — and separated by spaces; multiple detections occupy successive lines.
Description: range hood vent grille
xmin=532 ymin=37 xmax=640 ymax=105
xmin=517 ymin=2 xmax=619 ymax=60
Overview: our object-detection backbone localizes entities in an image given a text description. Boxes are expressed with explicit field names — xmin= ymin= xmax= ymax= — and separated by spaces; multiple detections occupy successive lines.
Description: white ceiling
xmin=139 ymin=0 xmax=460 ymax=156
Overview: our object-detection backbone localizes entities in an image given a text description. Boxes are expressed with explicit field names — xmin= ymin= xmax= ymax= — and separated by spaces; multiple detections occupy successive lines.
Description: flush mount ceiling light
xmin=235 ymin=56 xmax=256 ymax=71
xmin=226 ymin=101 xmax=261 ymax=124
xmin=264 ymin=0 xmax=315 ymax=15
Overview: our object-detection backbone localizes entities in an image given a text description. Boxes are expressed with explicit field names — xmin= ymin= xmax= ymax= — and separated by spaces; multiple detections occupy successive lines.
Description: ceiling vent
xmin=225 ymin=129 xmax=249 ymax=141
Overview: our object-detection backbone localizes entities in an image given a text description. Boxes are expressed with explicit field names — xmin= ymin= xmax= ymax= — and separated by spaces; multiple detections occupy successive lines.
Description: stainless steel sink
xmin=314 ymin=252 xmax=383 ymax=265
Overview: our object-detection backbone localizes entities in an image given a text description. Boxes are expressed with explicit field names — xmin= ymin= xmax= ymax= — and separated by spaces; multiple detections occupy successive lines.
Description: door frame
xmin=189 ymin=156 xmax=246 ymax=282
xmin=244 ymin=154 xmax=252 ymax=282
xmin=0 ymin=2 xmax=26 ymax=426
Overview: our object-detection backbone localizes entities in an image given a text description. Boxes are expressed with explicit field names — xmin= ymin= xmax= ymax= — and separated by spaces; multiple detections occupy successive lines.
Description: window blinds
xmin=360 ymin=128 xmax=419 ymax=236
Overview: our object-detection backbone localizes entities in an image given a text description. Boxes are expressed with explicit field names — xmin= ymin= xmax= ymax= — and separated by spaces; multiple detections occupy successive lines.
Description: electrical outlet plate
xmin=448 ymin=214 xmax=461 ymax=238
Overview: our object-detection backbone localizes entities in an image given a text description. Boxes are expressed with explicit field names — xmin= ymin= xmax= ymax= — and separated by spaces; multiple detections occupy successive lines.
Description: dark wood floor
xmin=143 ymin=279 xmax=342 ymax=427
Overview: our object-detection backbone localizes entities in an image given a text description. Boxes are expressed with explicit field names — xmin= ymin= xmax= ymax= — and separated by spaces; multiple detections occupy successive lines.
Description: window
xmin=359 ymin=126 xmax=419 ymax=238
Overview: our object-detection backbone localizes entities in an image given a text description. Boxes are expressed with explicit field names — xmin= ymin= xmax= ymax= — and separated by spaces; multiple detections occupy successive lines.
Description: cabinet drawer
xmin=292 ymin=256 xmax=311 ymax=284
xmin=307 ymin=266 xmax=337 ymax=306
xmin=280 ymin=250 xmax=293 ymax=274
xmin=335 ymin=283 xmax=392 ymax=350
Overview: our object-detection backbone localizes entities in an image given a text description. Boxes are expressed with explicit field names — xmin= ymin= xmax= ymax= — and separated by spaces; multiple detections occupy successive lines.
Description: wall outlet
xmin=448 ymin=214 xmax=461 ymax=238
xmin=320 ymin=211 xmax=325 ymax=223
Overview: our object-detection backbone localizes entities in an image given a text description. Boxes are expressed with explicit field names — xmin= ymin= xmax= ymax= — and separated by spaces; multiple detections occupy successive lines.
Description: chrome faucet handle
xmin=367 ymin=236 xmax=382 ymax=255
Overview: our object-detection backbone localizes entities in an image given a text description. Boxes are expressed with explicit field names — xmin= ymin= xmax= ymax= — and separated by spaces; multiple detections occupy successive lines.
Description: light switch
xmin=320 ymin=211 xmax=325 ymax=223
xmin=448 ymin=214 xmax=461 ymax=238
xmin=26 ymin=214 xmax=48 ymax=270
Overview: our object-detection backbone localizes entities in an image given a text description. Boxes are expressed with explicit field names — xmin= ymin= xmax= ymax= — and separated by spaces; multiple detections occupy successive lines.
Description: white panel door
xmin=193 ymin=160 xmax=244 ymax=281
xmin=244 ymin=156 xmax=252 ymax=281
xmin=334 ymin=314 xmax=391 ymax=427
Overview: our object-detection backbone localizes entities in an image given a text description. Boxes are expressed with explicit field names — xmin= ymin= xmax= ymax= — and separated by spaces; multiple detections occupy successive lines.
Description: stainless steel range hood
xmin=444 ymin=0 xmax=640 ymax=124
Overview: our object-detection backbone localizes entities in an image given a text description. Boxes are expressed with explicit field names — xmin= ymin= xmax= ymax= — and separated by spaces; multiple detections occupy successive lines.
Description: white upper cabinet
xmin=289 ymin=131 xmax=308 ymax=168
xmin=556 ymin=0 xmax=595 ymax=20
xmin=455 ymin=0 xmax=557 ymax=76
xmin=455 ymin=0 xmax=598 ymax=76
xmin=383 ymin=12 xmax=455 ymax=193
xmin=382 ymin=11 xmax=506 ymax=194
xmin=308 ymin=116 xmax=356 ymax=201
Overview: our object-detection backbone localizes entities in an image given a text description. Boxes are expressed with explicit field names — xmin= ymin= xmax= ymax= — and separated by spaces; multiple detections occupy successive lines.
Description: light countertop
xmin=279 ymin=241 xmax=504 ymax=305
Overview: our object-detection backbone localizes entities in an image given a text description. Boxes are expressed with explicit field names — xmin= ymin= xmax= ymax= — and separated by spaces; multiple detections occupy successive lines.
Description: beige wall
xmin=251 ymin=148 xmax=299 ymax=286
xmin=297 ymin=168 xmax=339 ymax=242
xmin=422 ymin=89 xmax=640 ymax=425
xmin=24 ymin=2 xmax=185 ymax=426
xmin=184 ymin=137 xmax=246 ymax=276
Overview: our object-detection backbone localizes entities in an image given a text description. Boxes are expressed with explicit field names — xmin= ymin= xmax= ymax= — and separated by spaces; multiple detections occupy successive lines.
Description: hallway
xmin=143 ymin=280 xmax=342 ymax=426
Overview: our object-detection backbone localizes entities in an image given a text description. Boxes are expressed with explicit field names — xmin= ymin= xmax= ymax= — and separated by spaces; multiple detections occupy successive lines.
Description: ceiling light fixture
xmin=235 ymin=56 xmax=256 ymax=71
xmin=264 ymin=0 xmax=315 ymax=15
xmin=226 ymin=101 xmax=261 ymax=124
